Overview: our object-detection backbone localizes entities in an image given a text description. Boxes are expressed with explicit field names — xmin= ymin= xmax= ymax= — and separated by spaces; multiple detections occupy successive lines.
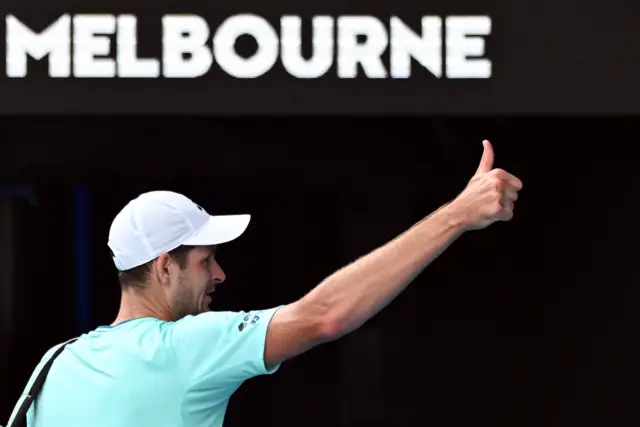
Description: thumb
xmin=475 ymin=140 xmax=494 ymax=175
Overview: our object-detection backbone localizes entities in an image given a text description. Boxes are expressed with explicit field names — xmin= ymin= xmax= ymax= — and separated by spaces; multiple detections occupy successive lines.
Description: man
xmin=9 ymin=140 xmax=522 ymax=427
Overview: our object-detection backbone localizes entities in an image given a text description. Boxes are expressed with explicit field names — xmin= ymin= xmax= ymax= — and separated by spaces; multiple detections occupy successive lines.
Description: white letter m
xmin=6 ymin=14 xmax=71 ymax=78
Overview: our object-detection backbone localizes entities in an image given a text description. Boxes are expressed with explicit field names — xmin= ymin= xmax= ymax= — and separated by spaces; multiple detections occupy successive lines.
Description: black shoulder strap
xmin=4 ymin=338 xmax=78 ymax=427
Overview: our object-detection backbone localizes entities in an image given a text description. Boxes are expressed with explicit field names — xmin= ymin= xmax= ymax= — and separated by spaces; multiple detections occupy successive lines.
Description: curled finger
xmin=505 ymin=188 xmax=519 ymax=201
xmin=493 ymin=169 xmax=523 ymax=190
xmin=501 ymin=198 xmax=514 ymax=213
xmin=500 ymin=211 xmax=514 ymax=222
xmin=499 ymin=198 xmax=514 ymax=221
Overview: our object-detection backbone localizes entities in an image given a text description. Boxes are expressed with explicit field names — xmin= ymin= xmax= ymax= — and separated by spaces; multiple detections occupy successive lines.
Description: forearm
xmin=301 ymin=202 xmax=467 ymax=340
xmin=266 ymin=142 xmax=521 ymax=366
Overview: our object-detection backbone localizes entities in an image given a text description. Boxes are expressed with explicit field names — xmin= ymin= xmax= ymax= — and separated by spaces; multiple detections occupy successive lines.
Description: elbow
xmin=297 ymin=297 xmax=346 ymax=344
xmin=316 ymin=315 xmax=345 ymax=343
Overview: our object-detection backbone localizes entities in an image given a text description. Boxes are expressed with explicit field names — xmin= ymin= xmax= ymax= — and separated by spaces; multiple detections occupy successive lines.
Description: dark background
xmin=2 ymin=116 xmax=639 ymax=426
xmin=1 ymin=0 xmax=640 ymax=114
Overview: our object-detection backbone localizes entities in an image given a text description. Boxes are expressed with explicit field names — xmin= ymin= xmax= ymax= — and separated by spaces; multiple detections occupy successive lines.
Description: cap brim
xmin=182 ymin=214 xmax=251 ymax=246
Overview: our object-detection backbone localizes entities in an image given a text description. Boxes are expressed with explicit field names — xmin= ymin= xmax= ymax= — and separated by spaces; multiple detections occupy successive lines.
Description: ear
xmin=154 ymin=252 xmax=174 ymax=285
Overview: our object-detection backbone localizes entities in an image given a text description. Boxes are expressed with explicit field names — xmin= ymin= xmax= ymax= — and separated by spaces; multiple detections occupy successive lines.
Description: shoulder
xmin=39 ymin=337 xmax=78 ymax=363
xmin=167 ymin=308 xmax=283 ymax=385
xmin=169 ymin=309 xmax=280 ymax=339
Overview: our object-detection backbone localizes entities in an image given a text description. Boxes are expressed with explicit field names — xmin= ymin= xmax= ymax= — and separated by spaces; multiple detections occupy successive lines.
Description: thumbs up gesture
xmin=451 ymin=140 xmax=523 ymax=230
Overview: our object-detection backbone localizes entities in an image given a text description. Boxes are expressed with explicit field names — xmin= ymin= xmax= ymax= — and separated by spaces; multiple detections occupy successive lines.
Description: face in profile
xmin=170 ymin=246 xmax=226 ymax=319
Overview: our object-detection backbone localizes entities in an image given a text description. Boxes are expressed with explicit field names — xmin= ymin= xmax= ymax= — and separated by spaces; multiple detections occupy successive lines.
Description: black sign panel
xmin=0 ymin=0 xmax=638 ymax=115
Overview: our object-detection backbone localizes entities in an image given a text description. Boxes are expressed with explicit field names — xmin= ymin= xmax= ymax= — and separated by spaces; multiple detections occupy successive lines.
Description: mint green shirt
xmin=17 ymin=308 xmax=281 ymax=427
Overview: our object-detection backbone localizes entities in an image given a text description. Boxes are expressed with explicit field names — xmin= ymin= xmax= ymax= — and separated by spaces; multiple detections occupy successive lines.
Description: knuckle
xmin=489 ymin=178 xmax=503 ymax=191
xmin=492 ymin=192 xmax=502 ymax=204
xmin=514 ymin=179 xmax=523 ymax=190
xmin=490 ymin=202 xmax=503 ymax=216
xmin=492 ymin=168 xmax=506 ymax=178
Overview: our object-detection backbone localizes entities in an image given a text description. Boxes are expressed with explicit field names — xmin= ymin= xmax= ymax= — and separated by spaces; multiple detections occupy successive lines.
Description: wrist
xmin=437 ymin=200 xmax=471 ymax=233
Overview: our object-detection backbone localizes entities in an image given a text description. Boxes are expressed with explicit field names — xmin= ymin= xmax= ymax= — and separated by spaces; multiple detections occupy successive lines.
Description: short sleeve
xmin=170 ymin=306 xmax=283 ymax=389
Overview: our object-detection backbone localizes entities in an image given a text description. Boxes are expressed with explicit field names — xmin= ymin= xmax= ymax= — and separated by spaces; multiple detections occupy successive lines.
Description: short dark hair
xmin=112 ymin=245 xmax=195 ymax=290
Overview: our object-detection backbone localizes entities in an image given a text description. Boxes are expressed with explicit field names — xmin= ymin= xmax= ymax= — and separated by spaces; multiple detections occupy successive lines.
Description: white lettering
xmin=445 ymin=16 xmax=491 ymax=78
xmin=6 ymin=14 xmax=71 ymax=78
xmin=280 ymin=16 xmax=333 ymax=78
xmin=390 ymin=16 xmax=442 ymax=78
xmin=117 ymin=15 xmax=160 ymax=78
xmin=162 ymin=15 xmax=212 ymax=78
xmin=5 ymin=14 xmax=492 ymax=79
xmin=337 ymin=16 xmax=388 ymax=78
xmin=213 ymin=14 xmax=279 ymax=78
xmin=73 ymin=15 xmax=116 ymax=78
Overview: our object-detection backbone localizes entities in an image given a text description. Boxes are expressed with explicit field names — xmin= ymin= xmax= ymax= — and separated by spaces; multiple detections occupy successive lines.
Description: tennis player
xmin=10 ymin=140 xmax=522 ymax=427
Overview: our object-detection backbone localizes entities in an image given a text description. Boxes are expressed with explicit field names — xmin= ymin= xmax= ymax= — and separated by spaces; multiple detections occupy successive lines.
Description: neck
xmin=113 ymin=287 xmax=174 ymax=325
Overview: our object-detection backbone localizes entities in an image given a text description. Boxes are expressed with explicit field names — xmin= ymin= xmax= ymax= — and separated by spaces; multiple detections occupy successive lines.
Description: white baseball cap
xmin=108 ymin=191 xmax=251 ymax=271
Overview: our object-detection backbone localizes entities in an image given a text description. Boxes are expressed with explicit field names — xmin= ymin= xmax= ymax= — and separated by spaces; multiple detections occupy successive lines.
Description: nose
xmin=211 ymin=262 xmax=226 ymax=284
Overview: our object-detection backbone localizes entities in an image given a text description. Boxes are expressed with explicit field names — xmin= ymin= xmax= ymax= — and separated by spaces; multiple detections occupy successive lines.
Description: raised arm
xmin=263 ymin=140 xmax=523 ymax=368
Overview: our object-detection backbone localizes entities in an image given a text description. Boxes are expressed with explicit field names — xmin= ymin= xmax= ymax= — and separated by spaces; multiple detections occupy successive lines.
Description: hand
xmin=450 ymin=140 xmax=523 ymax=231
